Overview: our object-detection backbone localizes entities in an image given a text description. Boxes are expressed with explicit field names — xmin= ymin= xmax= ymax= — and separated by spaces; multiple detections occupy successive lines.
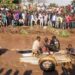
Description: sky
xmin=46 ymin=0 xmax=72 ymax=6
xmin=22 ymin=0 xmax=72 ymax=6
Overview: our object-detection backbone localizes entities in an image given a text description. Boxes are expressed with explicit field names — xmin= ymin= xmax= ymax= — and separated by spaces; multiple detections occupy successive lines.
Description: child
xmin=66 ymin=44 xmax=75 ymax=55
xmin=32 ymin=36 xmax=42 ymax=56
xmin=42 ymin=37 xmax=49 ymax=52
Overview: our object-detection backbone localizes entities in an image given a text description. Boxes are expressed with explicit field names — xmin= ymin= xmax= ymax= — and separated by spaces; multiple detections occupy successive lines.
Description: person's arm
xmin=58 ymin=40 xmax=60 ymax=50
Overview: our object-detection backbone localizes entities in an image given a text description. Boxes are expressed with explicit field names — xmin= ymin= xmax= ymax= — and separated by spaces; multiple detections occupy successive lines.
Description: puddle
xmin=20 ymin=53 xmax=39 ymax=65
xmin=20 ymin=57 xmax=39 ymax=65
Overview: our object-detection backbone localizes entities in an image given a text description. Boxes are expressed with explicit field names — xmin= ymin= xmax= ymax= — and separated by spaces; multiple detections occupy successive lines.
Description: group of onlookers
xmin=0 ymin=7 xmax=75 ymax=29
xmin=32 ymin=36 xmax=75 ymax=56
xmin=32 ymin=36 xmax=60 ymax=55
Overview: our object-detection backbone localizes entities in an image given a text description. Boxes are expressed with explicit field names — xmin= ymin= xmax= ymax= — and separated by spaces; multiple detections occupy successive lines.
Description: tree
xmin=5 ymin=0 xmax=11 ymax=4
xmin=49 ymin=3 xmax=57 ymax=7
xmin=0 ymin=0 xmax=17 ymax=9
xmin=0 ymin=0 xmax=2 ymax=3
xmin=12 ymin=0 xmax=20 ymax=4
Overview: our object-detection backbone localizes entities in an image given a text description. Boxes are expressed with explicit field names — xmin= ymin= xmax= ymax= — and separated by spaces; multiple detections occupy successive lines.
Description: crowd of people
xmin=32 ymin=36 xmax=75 ymax=56
xmin=0 ymin=7 xmax=75 ymax=29
xmin=32 ymin=36 xmax=60 ymax=56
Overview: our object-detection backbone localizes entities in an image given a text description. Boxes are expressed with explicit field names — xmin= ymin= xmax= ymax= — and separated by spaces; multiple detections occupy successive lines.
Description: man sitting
xmin=32 ymin=36 xmax=42 ymax=56
xmin=49 ymin=36 xmax=60 ymax=52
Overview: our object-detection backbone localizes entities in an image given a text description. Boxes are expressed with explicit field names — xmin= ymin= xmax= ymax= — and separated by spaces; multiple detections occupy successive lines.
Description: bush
xmin=20 ymin=29 xmax=28 ymax=35
xmin=59 ymin=30 xmax=70 ymax=37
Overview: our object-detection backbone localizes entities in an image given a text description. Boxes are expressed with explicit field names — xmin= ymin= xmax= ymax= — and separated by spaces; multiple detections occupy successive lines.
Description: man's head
xmin=44 ymin=37 xmax=48 ymax=43
xmin=68 ymin=44 xmax=72 ymax=48
xmin=36 ymin=36 xmax=41 ymax=41
xmin=52 ymin=36 xmax=56 ymax=40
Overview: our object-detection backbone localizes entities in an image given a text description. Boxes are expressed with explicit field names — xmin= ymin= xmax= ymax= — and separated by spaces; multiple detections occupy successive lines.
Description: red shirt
xmin=65 ymin=15 xmax=72 ymax=23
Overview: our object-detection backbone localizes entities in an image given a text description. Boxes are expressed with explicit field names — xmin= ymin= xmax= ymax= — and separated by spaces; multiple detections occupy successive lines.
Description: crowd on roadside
xmin=0 ymin=7 xmax=75 ymax=29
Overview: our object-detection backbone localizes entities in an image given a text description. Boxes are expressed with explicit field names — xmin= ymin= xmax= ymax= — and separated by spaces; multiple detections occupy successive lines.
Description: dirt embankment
xmin=0 ymin=30 xmax=75 ymax=50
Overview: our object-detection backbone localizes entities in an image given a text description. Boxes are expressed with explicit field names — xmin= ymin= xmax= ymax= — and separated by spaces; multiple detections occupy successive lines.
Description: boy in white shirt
xmin=44 ymin=13 xmax=48 ymax=26
xmin=39 ymin=13 xmax=44 ymax=27
xmin=31 ymin=14 xmax=35 ymax=26
xmin=52 ymin=14 xmax=57 ymax=27
xmin=32 ymin=36 xmax=41 ymax=56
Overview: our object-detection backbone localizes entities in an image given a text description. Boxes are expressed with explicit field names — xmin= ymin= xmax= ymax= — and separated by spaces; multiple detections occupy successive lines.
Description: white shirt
xmin=39 ymin=14 xmax=43 ymax=22
xmin=32 ymin=40 xmax=40 ymax=51
xmin=31 ymin=15 xmax=35 ymax=21
xmin=52 ymin=15 xmax=56 ymax=21
xmin=22 ymin=13 xmax=25 ymax=20
xmin=44 ymin=15 xmax=48 ymax=21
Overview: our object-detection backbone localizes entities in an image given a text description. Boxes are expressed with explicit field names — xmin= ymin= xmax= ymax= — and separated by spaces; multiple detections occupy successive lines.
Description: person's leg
xmin=56 ymin=21 xmax=58 ymax=28
xmin=60 ymin=23 xmax=63 ymax=29
xmin=59 ymin=22 xmax=60 ymax=28
xmin=42 ymin=20 xmax=44 ymax=27
xmin=40 ymin=20 xmax=42 ymax=27
xmin=69 ymin=22 xmax=72 ymax=29
xmin=54 ymin=21 xmax=56 ymax=28
xmin=66 ymin=23 xmax=68 ymax=29
xmin=32 ymin=50 xmax=39 ymax=56
xmin=52 ymin=21 xmax=54 ymax=27
xmin=50 ymin=20 xmax=52 ymax=27
xmin=5 ymin=19 xmax=7 ymax=27
xmin=48 ymin=20 xmax=50 ymax=26
xmin=64 ymin=22 xmax=66 ymax=29
xmin=12 ymin=20 xmax=15 ymax=26
xmin=44 ymin=20 xmax=47 ymax=26
xmin=31 ymin=20 xmax=33 ymax=27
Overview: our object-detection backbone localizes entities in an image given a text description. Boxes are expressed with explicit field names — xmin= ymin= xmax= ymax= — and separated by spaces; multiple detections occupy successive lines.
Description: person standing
xmin=65 ymin=14 xmax=72 ymax=29
xmin=39 ymin=13 xmax=44 ymax=27
xmin=2 ymin=13 xmax=7 ymax=26
xmin=30 ymin=13 xmax=35 ymax=27
xmin=21 ymin=11 xmax=26 ymax=25
xmin=51 ymin=13 xmax=57 ymax=28
xmin=44 ymin=13 xmax=48 ymax=26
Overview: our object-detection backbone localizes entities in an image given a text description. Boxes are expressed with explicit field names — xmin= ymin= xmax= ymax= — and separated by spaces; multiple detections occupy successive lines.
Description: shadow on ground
xmin=23 ymin=70 xmax=32 ymax=75
xmin=4 ymin=69 xmax=12 ymax=75
xmin=18 ymin=50 xmax=32 ymax=54
xmin=0 ymin=68 xmax=4 ymax=74
xmin=0 ymin=48 xmax=8 ymax=55
xmin=14 ymin=70 xmax=19 ymax=75
xmin=43 ymin=70 xmax=58 ymax=75
xmin=61 ymin=64 xmax=75 ymax=75
xmin=68 ymin=64 xmax=75 ymax=75
xmin=0 ymin=65 xmax=75 ymax=75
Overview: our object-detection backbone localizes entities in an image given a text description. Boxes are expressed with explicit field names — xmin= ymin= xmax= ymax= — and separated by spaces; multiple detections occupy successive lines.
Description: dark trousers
xmin=52 ymin=21 xmax=56 ymax=28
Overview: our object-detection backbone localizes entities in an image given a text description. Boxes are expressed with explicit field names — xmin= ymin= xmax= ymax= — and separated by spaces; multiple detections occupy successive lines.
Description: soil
xmin=0 ymin=26 xmax=75 ymax=75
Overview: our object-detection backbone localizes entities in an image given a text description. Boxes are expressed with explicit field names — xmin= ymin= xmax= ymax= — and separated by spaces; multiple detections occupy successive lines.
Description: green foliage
xmin=12 ymin=0 xmax=19 ymax=4
xmin=0 ymin=0 xmax=17 ymax=9
xmin=59 ymin=30 xmax=70 ymax=37
xmin=49 ymin=3 xmax=58 ymax=7
xmin=0 ymin=0 xmax=2 ymax=3
xmin=20 ymin=29 xmax=28 ymax=35
xmin=5 ymin=0 xmax=10 ymax=4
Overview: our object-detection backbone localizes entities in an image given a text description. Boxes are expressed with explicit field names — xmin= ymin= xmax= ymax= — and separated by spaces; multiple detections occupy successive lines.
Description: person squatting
xmin=32 ymin=36 xmax=75 ymax=56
